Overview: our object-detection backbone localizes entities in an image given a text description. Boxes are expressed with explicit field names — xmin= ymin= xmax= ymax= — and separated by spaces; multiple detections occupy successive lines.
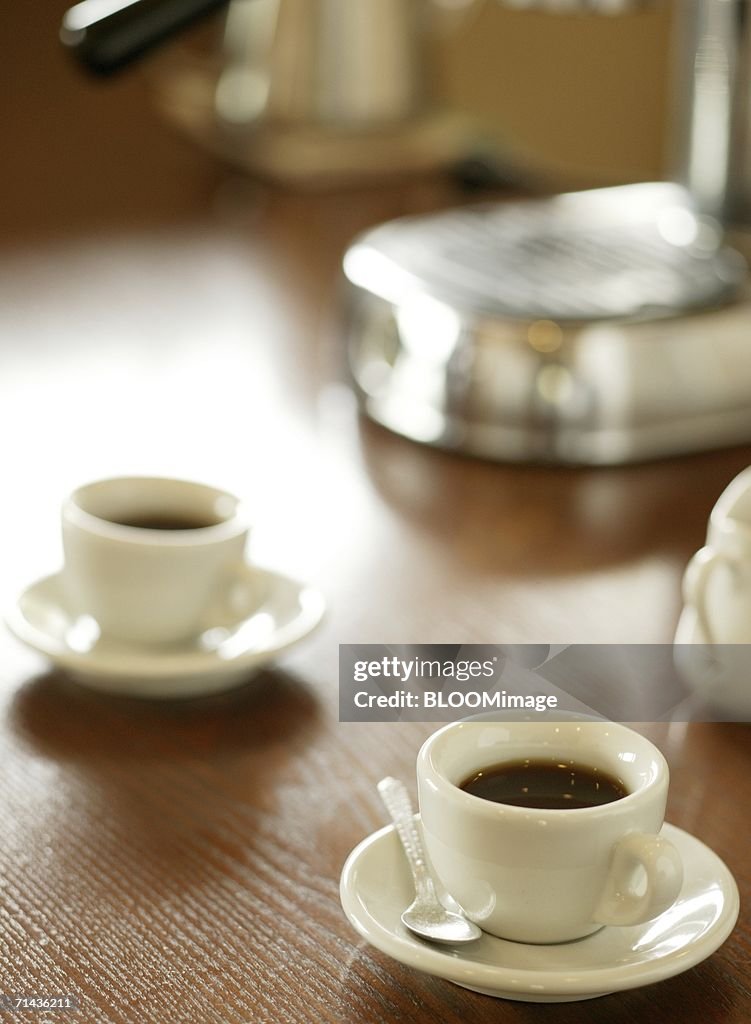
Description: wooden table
xmin=0 ymin=6 xmax=749 ymax=1021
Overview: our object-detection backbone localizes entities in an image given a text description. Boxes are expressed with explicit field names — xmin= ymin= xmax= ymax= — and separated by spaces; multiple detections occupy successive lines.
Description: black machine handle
xmin=60 ymin=0 xmax=232 ymax=75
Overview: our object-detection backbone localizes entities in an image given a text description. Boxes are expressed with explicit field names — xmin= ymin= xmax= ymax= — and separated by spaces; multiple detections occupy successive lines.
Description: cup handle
xmin=594 ymin=832 xmax=683 ymax=927
xmin=682 ymin=546 xmax=733 ymax=646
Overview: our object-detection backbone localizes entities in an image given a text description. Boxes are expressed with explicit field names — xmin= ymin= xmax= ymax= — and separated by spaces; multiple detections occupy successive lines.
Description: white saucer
xmin=674 ymin=605 xmax=751 ymax=719
xmin=5 ymin=564 xmax=325 ymax=699
xmin=340 ymin=818 xmax=739 ymax=1003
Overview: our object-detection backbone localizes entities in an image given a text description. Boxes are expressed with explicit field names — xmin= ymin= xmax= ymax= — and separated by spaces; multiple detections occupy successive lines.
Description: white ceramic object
xmin=704 ymin=465 xmax=751 ymax=548
xmin=62 ymin=477 xmax=249 ymax=645
xmin=5 ymin=564 xmax=324 ymax=699
xmin=674 ymin=604 xmax=751 ymax=718
xmin=416 ymin=721 xmax=683 ymax=944
xmin=340 ymin=818 xmax=739 ymax=1003
xmin=682 ymin=465 xmax=751 ymax=645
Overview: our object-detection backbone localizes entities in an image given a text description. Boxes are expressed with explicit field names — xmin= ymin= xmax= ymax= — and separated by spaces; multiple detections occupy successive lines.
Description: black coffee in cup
xmin=105 ymin=514 xmax=220 ymax=531
xmin=460 ymin=758 xmax=627 ymax=810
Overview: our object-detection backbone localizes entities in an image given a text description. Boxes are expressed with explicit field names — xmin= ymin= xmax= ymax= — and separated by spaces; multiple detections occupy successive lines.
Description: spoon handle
xmin=377 ymin=777 xmax=437 ymax=903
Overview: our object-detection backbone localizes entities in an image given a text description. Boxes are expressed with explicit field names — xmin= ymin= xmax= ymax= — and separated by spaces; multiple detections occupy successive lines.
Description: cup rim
xmin=417 ymin=719 xmax=667 ymax=820
xmin=63 ymin=476 xmax=249 ymax=547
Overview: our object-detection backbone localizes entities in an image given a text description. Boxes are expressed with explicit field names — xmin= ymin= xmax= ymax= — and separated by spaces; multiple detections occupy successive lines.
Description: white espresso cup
xmin=416 ymin=719 xmax=683 ymax=944
xmin=62 ymin=477 xmax=249 ymax=645
xmin=683 ymin=466 xmax=751 ymax=644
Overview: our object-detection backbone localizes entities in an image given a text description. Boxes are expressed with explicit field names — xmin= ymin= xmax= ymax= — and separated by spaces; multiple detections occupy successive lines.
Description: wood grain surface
xmin=0 ymin=4 xmax=749 ymax=1022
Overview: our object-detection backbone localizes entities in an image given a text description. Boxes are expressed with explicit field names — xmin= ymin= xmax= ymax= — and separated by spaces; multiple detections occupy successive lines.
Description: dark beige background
xmin=442 ymin=2 xmax=672 ymax=185
xmin=28 ymin=0 xmax=673 ymax=195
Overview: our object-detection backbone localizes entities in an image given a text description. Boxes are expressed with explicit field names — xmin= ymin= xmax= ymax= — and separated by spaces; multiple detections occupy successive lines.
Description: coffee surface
xmin=108 ymin=514 xmax=219 ymax=531
xmin=459 ymin=758 xmax=628 ymax=809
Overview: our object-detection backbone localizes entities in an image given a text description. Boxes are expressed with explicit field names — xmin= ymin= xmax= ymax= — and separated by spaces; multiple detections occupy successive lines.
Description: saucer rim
xmin=5 ymin=563 xmax=325 ymax=679
xmin=339 ymin=818 xmax=740 ymax=1000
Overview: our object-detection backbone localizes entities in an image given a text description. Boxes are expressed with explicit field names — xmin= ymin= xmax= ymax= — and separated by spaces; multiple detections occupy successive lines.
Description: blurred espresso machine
xmin=63 ymin=0 xmax=751 ymax=463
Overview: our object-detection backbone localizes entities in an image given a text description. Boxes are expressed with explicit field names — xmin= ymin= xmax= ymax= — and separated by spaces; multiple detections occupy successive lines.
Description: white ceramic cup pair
xmin=683 ymin=466 xmax=751 ymax=644
xmin=62 ymin=477 xmax=249 ymax=646
xmin=416 ymin=719 xmax=683 ymax=945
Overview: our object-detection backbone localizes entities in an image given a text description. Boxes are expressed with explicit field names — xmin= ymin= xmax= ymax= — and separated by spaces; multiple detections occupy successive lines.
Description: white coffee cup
xmin=416 ymin=719 xmax=683 ymax=944
xmin=683 ymin=466 xmax=751 ymax=643
xmin=62 ymin=477 xmax=249 ymax=645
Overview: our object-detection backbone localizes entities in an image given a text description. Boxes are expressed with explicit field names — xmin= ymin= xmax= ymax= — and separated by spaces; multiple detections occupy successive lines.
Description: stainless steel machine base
xmin=344 ymin=183 xmax=751 ymax=465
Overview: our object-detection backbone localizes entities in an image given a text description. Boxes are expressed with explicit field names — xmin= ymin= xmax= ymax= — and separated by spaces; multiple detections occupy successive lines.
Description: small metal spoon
xmin=377 ymin=777 xmax=482 ymax=945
